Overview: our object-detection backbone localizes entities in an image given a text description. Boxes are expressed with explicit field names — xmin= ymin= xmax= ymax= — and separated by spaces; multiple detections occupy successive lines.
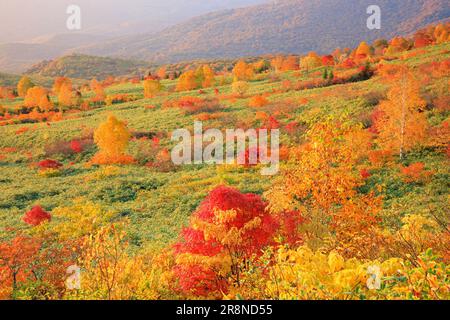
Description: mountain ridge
xmin=1 ymin=0 xmax=449 ymax=73
xmin=75 ymin=0 xmax=450 ymax=63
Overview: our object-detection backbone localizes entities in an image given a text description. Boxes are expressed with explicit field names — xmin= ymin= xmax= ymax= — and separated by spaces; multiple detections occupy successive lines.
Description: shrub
xmin=248 ymin=95 xmax=269 ymax=108
xmin=23 ymin=206 xmax=51 ymax=226
xmin=400 ymin=162 xmax=434 ymax=183
xmin=232 ymin=81 xmax=249 ymax=97
xmin=37 ymin=159 xmax=63 ymax=170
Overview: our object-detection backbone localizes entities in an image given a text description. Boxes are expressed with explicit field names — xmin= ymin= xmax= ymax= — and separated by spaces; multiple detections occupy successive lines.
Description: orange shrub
xmin=248 ymin=95 xmax=269 ymax=108
xmin=400 ymin=162 xmax=434 ymax=183
xmin=368 ymin=149 xmax=393 ymax=167
xmin=175 ymin=96 xmax=223 ymax=115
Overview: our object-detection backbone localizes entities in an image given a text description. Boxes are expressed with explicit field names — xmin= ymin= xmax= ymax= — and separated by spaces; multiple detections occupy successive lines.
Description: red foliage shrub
xmin=173 ymin=264 xmax=228 ymax=297
xmin=262 ymin=116 xmax=280 ymax=130
xmin=171 ymin=96 xmax=223 ymax=115
xmin=322 ymin=55 xmax=335 ymax=66
xmin=342 ymin=58 xmax=356 ymax=68
xmin=360 ymin=169 xmax=371 ymax=179
xmin=284 ymin=121 xmax=299 ymax=135
xmin=70 ymin=140 xmax=83 ymax=153
xmin=37 ymin=159 xmax=63 ymax=170
xmin=172 ymin=186 xmax=303 ymax=297
xmin=23 ymin=206 xmax=51 ymax=226
xmin=400 ymin=162 xmax=434 ymax=183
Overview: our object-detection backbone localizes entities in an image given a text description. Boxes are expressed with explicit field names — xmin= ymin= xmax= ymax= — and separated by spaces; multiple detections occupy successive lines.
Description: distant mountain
xmin=0 ymin=0 xmax=267 ymax=73
xmin=0 ymin=34 xmax=108 ymax=74
xmin=1 ymin=0 xmax=448 ymax=74
xmin=77 ymin=0 xmax=450 ymax=63
xmin=25 ymin=54 xmax=149 ymax=80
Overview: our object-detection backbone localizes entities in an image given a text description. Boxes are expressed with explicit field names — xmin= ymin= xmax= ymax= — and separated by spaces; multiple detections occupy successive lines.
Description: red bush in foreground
xmin=172 ymin=186 xmax=304 ymax=297
xmin=23 ymin=206 xmax=51 ymax=226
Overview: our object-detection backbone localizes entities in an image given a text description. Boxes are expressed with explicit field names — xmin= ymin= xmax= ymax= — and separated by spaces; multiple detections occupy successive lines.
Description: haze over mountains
xmin=1 ymin=0 xmax=449 ymax=74
xmin=0 ymin=0 xmax=266 ymax=73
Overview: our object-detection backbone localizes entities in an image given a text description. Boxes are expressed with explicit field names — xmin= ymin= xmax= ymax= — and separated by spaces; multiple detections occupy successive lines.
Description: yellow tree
xmin=271 ymin=56 xmax=284 ymax=72
xmin=265 ymin=121 xmax=378 ymax=253
xmin=375 ymin=67 xmax=428 ymax=159
xmin=300 ymin=52 xmax=322 ymax=73
xmin=201 ymin=65 xmax=215 ymax=88
xmin=92 ymin=115 xmax=133 ymax=164
xmin=17 ymin=76 xmax=35 ymax=97
xmin=75 ymin=224 xmax=155 ymax=300
xmin=176 ymin=70 xmax=197 ymax=91
xmin=232 ymin=81 xmax=249 ymax=97
xmin=143 ymin=79 xmax=163 ymax=98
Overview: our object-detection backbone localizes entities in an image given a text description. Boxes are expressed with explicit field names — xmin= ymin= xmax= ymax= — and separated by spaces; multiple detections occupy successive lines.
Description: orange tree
xmin=265 ymin=121 xmax=384 ymax=258
xmin=374 ymin=66 xmax=428 ymax=159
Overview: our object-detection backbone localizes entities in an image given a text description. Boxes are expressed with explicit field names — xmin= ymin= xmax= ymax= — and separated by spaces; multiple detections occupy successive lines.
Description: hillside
xmin=0 ymin=34 xmax=109 ymax=74
xmin=77 ymin=0 xmax=450 ymax=63
xmin=0 ymin=17 xmax=449 ymax=300
xmin=25 ymin=54 xmax=150 ymax=80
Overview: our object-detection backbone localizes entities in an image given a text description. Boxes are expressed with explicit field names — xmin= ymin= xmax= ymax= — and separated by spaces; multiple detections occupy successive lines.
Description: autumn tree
xmin=300 ymin=52 xmax=322 ymax=73
xmin=265 ymin=121 xmax=381 ymax=257
xmin=58 ymin=82 xmax=74 ymax=110
xmin=322 ymin=55 xmax=335 ymax=66
xmin=53 ymin=77 xmax=72 ymax=95
xmin=233 ymin=60 xmax=254 ymax=81
xmin=414 ymin=31 xmax=433 ymax=48
xmin=76 ymin=224 xmax=151 ymax=299
xmin=24 ymin=87 xmax=48 ymax=108
xmin=92 ymin=115 xmax=133 ymax=164
xmin=232 ymin=81 xmax=249 ymax=97
xmin=156 ymin=66 xmax=167 ymax=79
xmin=374 ymin=67 xmax=428 ymax=159
xmin=200 ymin=65 xmax=215 ymax=88
xmin=281 ymin=55 xmax=299 ymax=71
xmin=0 ymin=235 xmax=75 ymax=299
xmin=0 ymin=237 xmax=39 ymax=297
xmin=385 ymin=37 xmax=411 ymax=55
xmin=271 ymin=56 xmax=284 ymax=72
xmin=90 ymin=79 xmax=106 ymax=104
xmin=434 ymin=23 xmax=450 ymax=44
xmin=355 ymin=41 xmax=371 ymax=58
xmin=17 ymin=76 xmax=35 ymax=98
xmin=38 ymin=94 xmax=53 ymax=112
xmin=143 ymin=79 xmax=163 ymax=98
xmin=176 ymin=70 xmax=197 ymax=91
xmin=173 ymin=186 xmax=298 ymax=297
xmin=249 ymin=95 xmax=269 ymax=108
xmin=253 ymin=59 xmax=270 ymax=73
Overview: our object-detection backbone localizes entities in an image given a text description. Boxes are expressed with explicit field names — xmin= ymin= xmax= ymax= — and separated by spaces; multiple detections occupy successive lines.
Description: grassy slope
xmin=0 ymin=43 xmax=448 ymax=249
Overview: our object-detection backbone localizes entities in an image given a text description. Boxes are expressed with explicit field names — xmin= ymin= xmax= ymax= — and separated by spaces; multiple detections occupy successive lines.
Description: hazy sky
xmin=0 ymin=0 xmax=267 ymax=43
